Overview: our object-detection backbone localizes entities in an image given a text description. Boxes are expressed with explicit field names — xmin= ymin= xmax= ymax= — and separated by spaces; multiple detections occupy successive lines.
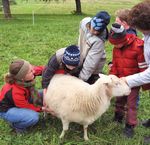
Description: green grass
xmin=0 ymin=0 xmax=150 ymax=144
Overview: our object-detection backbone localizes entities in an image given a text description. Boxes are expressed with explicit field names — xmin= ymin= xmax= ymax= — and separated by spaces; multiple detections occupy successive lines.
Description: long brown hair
xmin=4 ymin=60 xmax=24 ymax=84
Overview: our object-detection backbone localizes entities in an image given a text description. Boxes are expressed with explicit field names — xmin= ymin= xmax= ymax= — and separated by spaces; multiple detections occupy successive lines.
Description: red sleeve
xmin=136 ymin=46 xmax=148 ymax=72
xmin=136 ymin=40 xmax=150 ymax=90
xmin=33 ymin=65 xmax=45 ymax=76
xmin=55 ymin=69 xmax=65 ymax=74
xmin=13 ymin=90 xmax=42 ymax=112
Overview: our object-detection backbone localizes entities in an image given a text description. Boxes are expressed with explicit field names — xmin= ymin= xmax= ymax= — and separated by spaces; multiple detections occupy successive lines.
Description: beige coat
xmin=78 ymin=17 xmax=108 ymax=81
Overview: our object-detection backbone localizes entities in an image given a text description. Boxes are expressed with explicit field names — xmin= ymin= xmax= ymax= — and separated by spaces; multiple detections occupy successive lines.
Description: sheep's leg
xmin=59 ymin=120 xmax=69 ymax=139
xmin=83 ymin=125 xmax=89 ymax=141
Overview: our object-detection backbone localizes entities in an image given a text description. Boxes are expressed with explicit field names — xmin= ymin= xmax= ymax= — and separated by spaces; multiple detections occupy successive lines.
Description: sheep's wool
xmin=44 ymin=74 xmax=131 ymax=140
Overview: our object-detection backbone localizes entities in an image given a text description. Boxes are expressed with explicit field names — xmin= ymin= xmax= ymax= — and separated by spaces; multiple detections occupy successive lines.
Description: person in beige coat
xmin=78 ymin=11 xmax=111 ymax=84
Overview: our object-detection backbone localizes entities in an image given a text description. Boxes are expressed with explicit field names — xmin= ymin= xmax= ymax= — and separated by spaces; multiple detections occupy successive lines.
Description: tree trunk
xmin=2 ymin=0 xmax=12 ymax=19
xmin=75 ymin=0 xmax=82 ymax=14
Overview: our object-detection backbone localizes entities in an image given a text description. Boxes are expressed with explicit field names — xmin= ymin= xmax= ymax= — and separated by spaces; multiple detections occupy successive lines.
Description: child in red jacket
xmin=0 ymin=59 xmax=45 ymax=133
xmin=109 ymin=23 xmax=147 ymax=138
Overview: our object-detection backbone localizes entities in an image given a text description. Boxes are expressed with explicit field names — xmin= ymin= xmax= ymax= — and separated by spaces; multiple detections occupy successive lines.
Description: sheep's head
xmin=99 ymin=74 xmax=131 ymax=97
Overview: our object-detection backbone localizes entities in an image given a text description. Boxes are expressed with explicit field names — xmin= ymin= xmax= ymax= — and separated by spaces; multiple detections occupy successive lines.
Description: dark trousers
xmin=87 ymin=74 xmax=100 ymax=84
xmin=115 ymin=87 xmax=140 ymax=126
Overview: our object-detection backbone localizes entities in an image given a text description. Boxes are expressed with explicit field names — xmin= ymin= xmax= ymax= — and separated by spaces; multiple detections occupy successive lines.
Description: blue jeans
xmin=0 ymin=107 xmax=39 ymax=131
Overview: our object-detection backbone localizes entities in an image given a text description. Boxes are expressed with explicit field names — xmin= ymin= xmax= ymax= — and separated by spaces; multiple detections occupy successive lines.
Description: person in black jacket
xmin=42 ymin=45 xmax=81 ymax=96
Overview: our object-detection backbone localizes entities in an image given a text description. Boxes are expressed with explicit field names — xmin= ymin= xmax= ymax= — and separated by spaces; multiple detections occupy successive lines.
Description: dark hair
xmin=128 ymin=0 xmax=150 ymax=30
xmin=4 ymin=60 xmax=24 ymax=84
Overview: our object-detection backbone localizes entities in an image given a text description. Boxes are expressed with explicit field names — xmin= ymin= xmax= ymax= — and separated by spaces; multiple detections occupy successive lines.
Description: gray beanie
xmin=13 ymin=60 xmax=30 ymax=80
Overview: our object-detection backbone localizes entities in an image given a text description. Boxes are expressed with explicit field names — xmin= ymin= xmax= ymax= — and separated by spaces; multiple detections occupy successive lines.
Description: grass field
xmin=0 ymin=0 xmax=150 ymax=145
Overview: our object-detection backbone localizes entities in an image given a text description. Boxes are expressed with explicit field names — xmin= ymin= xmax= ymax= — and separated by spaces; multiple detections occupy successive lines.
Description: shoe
xmin=123 ymin=124 xmax=134 ymax=138
xmin=144 ymin=136 xmax=150 ymax=144
xmin=15 ymin=128 xmax=26 ymax=134
xmin=11 ymin=125 xmax=26 ymax=134
xmin=10 ymin=127 xmax=26 ymax=135
xmin=142 ymin=119 xmax=150 ymax=128
xmin=113 ymin=112 xmax=123 ymax=124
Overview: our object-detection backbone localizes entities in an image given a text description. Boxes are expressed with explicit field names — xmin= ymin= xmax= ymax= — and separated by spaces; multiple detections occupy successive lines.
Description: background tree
xmin=2 ymin=0 xmax=12 ymax=19
xmin=75 ymin=0 xmax=82 ymax=14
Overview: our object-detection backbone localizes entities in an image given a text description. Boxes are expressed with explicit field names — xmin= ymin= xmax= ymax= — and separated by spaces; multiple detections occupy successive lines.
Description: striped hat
xmin=109 ymin=23 xmax=127 ymax=45
xmin=91 ymin=11 xmax=110 ymax=31
xmin=62 ymin=45 xmax=80 ymax=66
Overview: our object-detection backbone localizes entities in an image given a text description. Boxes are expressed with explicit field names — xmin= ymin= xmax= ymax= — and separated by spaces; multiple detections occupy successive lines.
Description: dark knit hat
xmin=109 ymin=23 xmax=127 ymax=45
xmin=62 ymin=45 xmax=80 ymax=66
xmin=91 ymin=11 xmax=110 ymax=31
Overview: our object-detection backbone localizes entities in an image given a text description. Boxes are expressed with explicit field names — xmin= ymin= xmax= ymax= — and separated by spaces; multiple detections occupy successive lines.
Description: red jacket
xmin=0 ymin=66 xmax=44 ymax=112
xmin=110 ymin=34 xmax=147 ymax=77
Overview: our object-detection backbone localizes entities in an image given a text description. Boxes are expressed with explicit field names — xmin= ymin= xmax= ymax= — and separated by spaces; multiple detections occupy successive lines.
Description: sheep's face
xmin=98 ymin=74 xmax=131 ymax=97
xmin=108 ymin=75 xmax=131 ymax=97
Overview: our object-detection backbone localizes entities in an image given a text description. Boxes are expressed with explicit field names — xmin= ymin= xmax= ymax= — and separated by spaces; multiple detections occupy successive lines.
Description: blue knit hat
xmin=91 ymin=11 xmax=110 ymax=31
xmin=62 ymin=45 xmax=80 ymax=66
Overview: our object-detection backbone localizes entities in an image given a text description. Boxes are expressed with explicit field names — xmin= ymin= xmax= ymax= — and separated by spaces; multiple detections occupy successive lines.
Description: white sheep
xmin=44 ymin=74 xmax=131 ymax=140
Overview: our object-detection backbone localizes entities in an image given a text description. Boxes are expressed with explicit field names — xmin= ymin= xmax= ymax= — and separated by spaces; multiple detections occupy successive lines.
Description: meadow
xmin=0 ymin=0 xmax=150 ymax=144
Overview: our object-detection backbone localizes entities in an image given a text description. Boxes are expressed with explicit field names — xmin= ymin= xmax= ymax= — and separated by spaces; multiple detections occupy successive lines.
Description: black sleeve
xmin=42 ymin=54 xmax=60 ymax=89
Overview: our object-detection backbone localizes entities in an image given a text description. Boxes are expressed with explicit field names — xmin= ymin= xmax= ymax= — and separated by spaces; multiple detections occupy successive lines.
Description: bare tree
xmin=2 ymin=0 xmax=12 ymax=19
xmin=75 ymin=0 xmax=82 ymax=14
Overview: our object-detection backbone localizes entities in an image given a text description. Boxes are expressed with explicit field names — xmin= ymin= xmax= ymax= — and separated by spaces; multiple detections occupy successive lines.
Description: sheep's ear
xmin=98 ymin=73 xmax=112 ymax=83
